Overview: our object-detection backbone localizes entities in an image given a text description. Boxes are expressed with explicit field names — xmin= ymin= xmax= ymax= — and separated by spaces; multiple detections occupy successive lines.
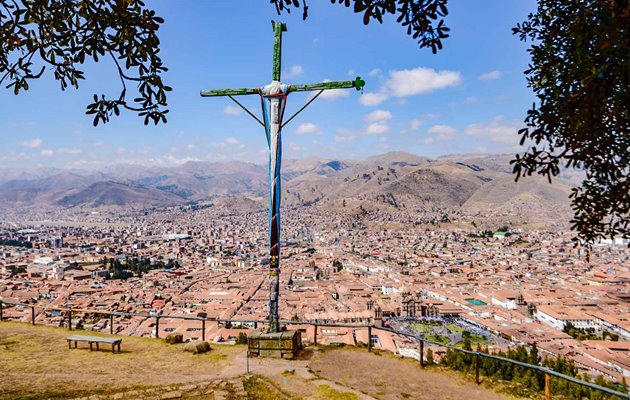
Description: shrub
xmin=165 ymin=333 xmax=183 ymax=344
xmin=183 ymin=340 xmax=211 ymax=354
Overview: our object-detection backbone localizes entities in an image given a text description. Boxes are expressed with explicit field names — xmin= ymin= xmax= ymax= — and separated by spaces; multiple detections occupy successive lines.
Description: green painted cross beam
xmin=200 ymin=21 xmax=364 ymax=334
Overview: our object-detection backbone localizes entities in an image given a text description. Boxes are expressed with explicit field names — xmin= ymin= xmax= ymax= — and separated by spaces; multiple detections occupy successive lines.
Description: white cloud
xmin=464 ymin=116 xmax=521 ymax=146
xmin=288 ymin=142 xmax=301 ymax=151
xmin=57 ymin=148 xmax=82 ymax=155
xmin=212 ymin=137 xmax=244 ymax=149
xmin=428 ymin=125 xmax=456 ymax=135
xmin=465 ymin=96 xmax=479 ymax=104
xmin=295 ymin=122 xmax=321 ymax=135
xmin=421 ymin=137 xmax=435 ymax=145
xmin=359 ymin=92 xmax=388 ymax=106
xmin=19 ymin=138 xmax=43 ymax=148
xmin=385 ymin=67 xmax=461 ymax=97
xmin=223 ymin=105 xmax=241 ymax=116
xmin=358 ymin=67 xmax=460 ymax=107
xmin=410 ymin=119 xmax=423 ymax=130
xmin=427 ymin=125 xmax=457 ymax=141
xmin=40 ymin=149 xmax=54 ymax=157
xmin=478 ymin=70 xmax=501 ymax=81
xmin=284 ymin=65 xmax=304 ymax=79
xmin=366 ymin=122 xmax=389 ymax=135
xmin=334 ymin=134 xmax=356 ymax=143
xmin=365 ymin=110 xmax=392 ymax=123
xmin=162 ymin=155 xmax=201 ymax=165
xmin=347 ymin=69 xmax=356 ymax=76
xmin=368 ymin=68 xmax=381 ymax=77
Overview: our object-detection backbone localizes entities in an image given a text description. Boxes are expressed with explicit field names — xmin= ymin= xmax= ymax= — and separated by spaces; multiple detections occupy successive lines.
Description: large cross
xmin=201 ymin=21 xmax=365 ymax=333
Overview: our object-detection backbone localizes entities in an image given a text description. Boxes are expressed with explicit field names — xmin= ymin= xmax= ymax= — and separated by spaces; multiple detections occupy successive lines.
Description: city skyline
xmin=1 ymin=1 xmax=536 ymax=169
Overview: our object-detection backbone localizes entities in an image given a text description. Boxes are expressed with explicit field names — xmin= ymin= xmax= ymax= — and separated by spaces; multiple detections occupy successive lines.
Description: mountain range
xmin=0 ymin=152 xmax=581 ymax=222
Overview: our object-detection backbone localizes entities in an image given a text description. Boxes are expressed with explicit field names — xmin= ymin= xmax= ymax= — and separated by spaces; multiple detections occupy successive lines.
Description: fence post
xmin=475 ymin=353 xmax=480 ymax=385
xmin=419 ymin=339 xmax=424 ymax=368
xmin=110 ymin=314 xmax=114 ymax=335
xmin=68 ymin=311 xmax=72 ymax=330
xmin=368 ymin=326 xmax=372 ymax=352
xmin=155 ymin=316 xmax=160 ymax=339
xmin=202 ymin=319 xmax=206 ymax=341
xmin=31 ymin=306 xmax=35 ymax=325
xmin=0 ymin=300 xmax=3 ymax=321
xmin=314 ymin=325 xmax=318 ymax=346
xmin=545 ymin=373 xmax=551 ymax=400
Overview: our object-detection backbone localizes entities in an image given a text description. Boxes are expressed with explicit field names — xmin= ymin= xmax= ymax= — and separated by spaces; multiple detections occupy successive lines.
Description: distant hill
xmin=0 ymin=152 xmax=579 ymax=222
xmin=57 ymin=181 xmax=186 ymax=208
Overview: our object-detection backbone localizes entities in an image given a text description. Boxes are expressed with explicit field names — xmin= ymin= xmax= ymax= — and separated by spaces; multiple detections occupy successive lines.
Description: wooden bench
xmin=67 ymin=335 xmax=122 ymax=353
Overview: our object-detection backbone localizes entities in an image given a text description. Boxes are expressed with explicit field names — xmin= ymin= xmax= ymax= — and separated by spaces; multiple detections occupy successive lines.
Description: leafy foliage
xmin=103 ymin=256 xmax=179 ymax=280
xmin=236 ymin=332 xmax=248 ymax=345
xmin=442 ymin=344 xmax=625 ymax=399
xmin=0 ymin=0 xmax=171 ymax=126
xmin=0 ymin=238 xmax=32 ymax=248
xmin=270 ymin=0 xmax=450 ymax=53
xmin=511 ymin=0 xmax=630 ymax=247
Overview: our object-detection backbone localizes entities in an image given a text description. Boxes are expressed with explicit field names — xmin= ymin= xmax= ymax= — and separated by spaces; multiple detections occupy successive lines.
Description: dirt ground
xmin=1 ymin=322 xmax=515 ymax=400
xmin=308 ymin=347 xmax=514 ymax=400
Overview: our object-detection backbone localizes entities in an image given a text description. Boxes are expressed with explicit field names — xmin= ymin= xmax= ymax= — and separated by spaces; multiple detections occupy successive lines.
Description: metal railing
xmin=1 ymin=300 xmax=628 ymax=399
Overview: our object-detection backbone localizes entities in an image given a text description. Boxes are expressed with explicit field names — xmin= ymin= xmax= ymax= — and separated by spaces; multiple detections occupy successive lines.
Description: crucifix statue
xmin=201 ymin=21 xmax=365 ymax=333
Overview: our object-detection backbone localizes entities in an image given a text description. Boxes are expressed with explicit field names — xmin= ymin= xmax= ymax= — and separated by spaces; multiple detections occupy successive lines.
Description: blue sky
xmin=0 ymin=1 xmax=537 ymax=169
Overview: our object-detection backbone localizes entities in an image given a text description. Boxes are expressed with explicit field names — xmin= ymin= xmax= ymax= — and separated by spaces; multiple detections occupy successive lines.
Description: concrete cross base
xmin=247 ymin=330 xmax=302 ymax=359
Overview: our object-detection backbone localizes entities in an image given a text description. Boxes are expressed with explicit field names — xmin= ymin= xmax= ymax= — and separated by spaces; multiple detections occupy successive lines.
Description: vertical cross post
xmin=155 ymin=316 xmax=160 ymax=339
xmin=202 ymin=319 xmax=206 ymax=341
xmin=68 ymin=311 xmax=72 ymax=330
xmin=368 ymin=326 xmax=372 ymax=352
xmin=0 ymin=300 xmax=3 ymax=321
xmin=200 ymin=21 xmax=364 ymax=335
xmin=272 ymin=22 xmax=286 ymax=82
xmin=110 ymin=314 xmax=114 ymax=335
xmin=31 ymin=306 xmax=35 ymax=325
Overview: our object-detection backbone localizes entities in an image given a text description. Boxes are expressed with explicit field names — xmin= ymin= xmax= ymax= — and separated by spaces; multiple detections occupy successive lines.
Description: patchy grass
xmin=0 ymin=321 xmax=241 ymax=399
xmin=425 ymin=333 xmax=451 ymax=345
xmin=409 ymin=322 xmax=431 ymax=333
xmin=243 ymin=376 xmax=288 ymax=400
xmin=316 ymin=385 xmax=360 ymax=400
xmin=446 ymin=324 xmax=466 ymax=333
xmin=281 ymin=369 xmax=296 ymax=376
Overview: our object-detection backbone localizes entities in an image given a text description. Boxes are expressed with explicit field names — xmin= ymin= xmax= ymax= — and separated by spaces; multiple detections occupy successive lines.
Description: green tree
xmin=236 ymin=332 xmax=248 ymax=345
xmin=512 ymin=0 xmax=630 ymax=247
xmin=1 ymin=0 xmax=171 ymax=126
xmin=2 ymin=0 xmax=448 ymax=125
xmin=271 ymin=0 xmax=450 ymax=52
xmin=425 ymin=347 xmax=435 ymax=365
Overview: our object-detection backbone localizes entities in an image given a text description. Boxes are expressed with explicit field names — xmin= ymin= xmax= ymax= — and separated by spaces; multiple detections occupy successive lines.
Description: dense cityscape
xmin=1 ymin=200 xmax=628 ymax=385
